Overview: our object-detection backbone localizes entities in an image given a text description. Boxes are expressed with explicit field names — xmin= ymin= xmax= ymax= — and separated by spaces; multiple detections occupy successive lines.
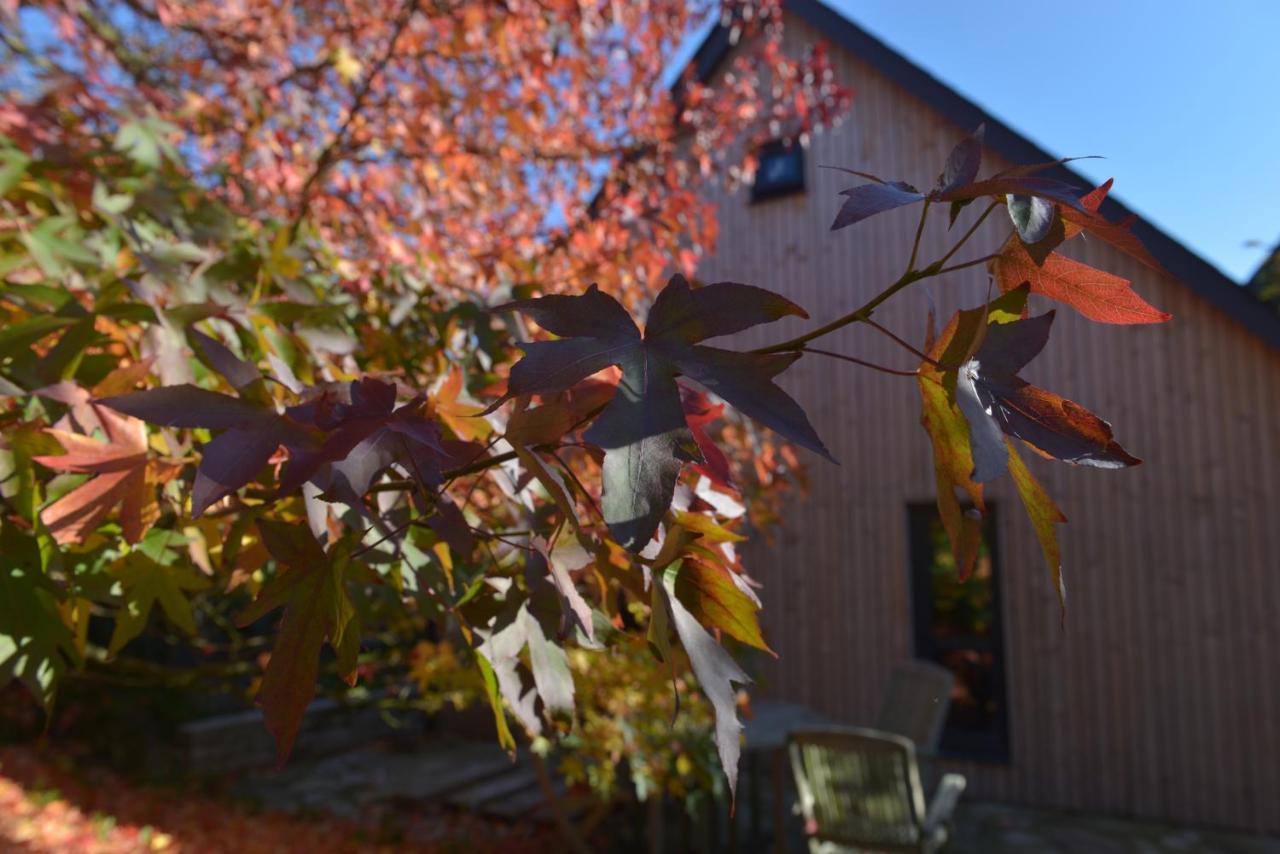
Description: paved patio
xmin=947 ymin=802 xmax=1280 ymax=854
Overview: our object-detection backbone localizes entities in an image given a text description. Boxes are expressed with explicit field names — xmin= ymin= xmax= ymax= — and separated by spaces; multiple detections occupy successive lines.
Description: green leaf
xmin=0 ymin=148 xmax=31 ymax=198
xmin=0 ymin=523 xmax=78 ymax=708
xmin=0 ymin=317 xmax=80 ymax=362
xmin=114 ymin=117 xmax=179 ymax=170
xmin=108 ymin=548 xmax=211 ymax=655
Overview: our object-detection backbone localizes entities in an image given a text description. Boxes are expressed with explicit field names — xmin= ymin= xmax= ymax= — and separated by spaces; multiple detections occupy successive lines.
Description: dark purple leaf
xmin=644 ymin=275 xmax=807 ymax=342
xmin=502 ymin=276 xmax=826 ymax=552
xmin=956 ymin=312 xmax=1140 ymax=482
xmin=830 ymin=181 xmax=925 ymax=230
xmin=936 ymin=124 xmax=984 ymax=194
xmin=583 ymin=352 xmax=700 ymax=551
xmin=191 ymin=420 xmax=292 ymax=516
xmin=188 ymin=328 xmax=262 ymax=392
xmin=99 ymin=385 xmax=271 ymax=430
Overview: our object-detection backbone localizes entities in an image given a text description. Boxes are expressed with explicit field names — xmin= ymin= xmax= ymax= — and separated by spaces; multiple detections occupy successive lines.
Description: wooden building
xmin=690 ymin=0 xmax=1280 ymax=834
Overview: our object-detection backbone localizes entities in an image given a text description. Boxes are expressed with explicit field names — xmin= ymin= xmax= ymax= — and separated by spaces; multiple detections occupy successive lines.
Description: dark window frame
xmin=907 ymin=502 xmax=1012 ymax=762
xmin=750 ymin=139 xmax=806 ymax=203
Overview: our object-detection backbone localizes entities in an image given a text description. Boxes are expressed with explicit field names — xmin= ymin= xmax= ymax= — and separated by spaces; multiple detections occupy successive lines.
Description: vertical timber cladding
xmin=693 ymin=10 xmax=1280 ymax=833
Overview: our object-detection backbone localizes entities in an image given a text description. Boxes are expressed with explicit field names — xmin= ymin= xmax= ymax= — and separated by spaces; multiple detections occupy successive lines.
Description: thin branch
xmin=863 ymin=318 xmax=933 ymax=364
xmin=752 ymin=200 xmax=1005 ymax=355
xmin=904 ymin=199 xmax=931 ymax=276
xmin=934 ymin=253 xmax=999 ymax=276
xmin=289 ymin=0 xmax=420 ymax=234
xmin=934 ymin=200 xmax=1000 ymax=269
xmin=799 ymin=347 xmax=919 ymax=377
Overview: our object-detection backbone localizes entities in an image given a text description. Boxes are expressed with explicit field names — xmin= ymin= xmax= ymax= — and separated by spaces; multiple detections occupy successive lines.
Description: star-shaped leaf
xmin=236 ymin=520 xmax=356 ymax=762
xmin=497 ymin=275 xmax=829 ymax=551
xmin=108 ymin=533 xmax=211 ymax=654
xmin=33 ymin=406 xmax=158 ymax=545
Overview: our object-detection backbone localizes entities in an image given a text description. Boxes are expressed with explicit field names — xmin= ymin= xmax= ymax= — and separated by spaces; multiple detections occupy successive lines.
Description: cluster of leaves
xmin=2 ymin=0 xmax=847 ymax=303
xmin=0 ymin=122 xmax=800 ymax=801
xmin=830 ymin=126 xmax=1167 ymax=612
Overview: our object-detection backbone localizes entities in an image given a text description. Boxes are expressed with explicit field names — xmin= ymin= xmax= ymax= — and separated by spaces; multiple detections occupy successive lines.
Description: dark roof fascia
xmin=690 ymin=0 xmax=1280 ymax=349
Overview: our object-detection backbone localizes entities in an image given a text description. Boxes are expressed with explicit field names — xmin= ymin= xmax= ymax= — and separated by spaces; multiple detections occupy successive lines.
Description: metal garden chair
xmin=874 ymin=659 xmax=956 ymax=754
xmin=787 ymin=727 xmax=966 ymax=853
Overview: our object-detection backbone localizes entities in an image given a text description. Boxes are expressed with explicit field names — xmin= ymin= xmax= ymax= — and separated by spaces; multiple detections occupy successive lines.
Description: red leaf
xmin=992 ymin=237 xmax=1170 ymax=324
xmin=237 ymin=520 xmax=355 ymax=763
xmin=1060 ymin=179 xmax=1163 ymax=271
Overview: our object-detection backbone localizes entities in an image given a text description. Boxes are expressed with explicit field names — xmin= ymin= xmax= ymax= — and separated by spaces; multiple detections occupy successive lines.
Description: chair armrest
xmin=923 ymin=773 xmax=966 ymax=834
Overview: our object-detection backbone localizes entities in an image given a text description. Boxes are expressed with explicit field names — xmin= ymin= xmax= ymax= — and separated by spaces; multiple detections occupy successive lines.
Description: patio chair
xmin=874 ymin=660 xmax=955 ymax=754
xmin=788 ymin=727 xmax=966 ymax=853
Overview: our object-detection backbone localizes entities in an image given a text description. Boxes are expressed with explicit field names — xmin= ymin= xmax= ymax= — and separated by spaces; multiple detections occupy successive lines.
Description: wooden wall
xmin=696 ymin=14 xmax=1280 ymax=833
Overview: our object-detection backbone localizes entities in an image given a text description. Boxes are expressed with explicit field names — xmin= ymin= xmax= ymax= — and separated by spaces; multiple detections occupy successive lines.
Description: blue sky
xmin=824 ymin=1 xmax=1280 ymax=283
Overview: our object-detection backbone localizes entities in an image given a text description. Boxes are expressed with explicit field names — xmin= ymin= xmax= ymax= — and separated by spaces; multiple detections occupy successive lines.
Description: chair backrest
xmin=788 ymin=727 xmax=926 ymax=851
xmin=875 ymin=659 xmax=955 ymax=752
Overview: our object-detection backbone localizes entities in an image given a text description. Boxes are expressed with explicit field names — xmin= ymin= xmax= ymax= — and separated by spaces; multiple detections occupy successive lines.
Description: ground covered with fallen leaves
xmin=0 ymin=745 xmax=556 ymax=853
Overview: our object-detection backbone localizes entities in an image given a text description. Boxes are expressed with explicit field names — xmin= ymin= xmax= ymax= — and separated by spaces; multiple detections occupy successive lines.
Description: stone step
xmin=447 ymin=766 xmax=540 ymax=811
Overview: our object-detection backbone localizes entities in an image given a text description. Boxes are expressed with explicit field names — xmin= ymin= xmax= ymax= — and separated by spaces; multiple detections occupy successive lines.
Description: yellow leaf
xmin=332 ymin=46 xmax=362 ymax=83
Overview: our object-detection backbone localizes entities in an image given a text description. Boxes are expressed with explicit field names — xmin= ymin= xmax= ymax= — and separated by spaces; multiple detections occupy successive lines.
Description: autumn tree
xmin=0 ymin=0 xmax=1166 ymax=806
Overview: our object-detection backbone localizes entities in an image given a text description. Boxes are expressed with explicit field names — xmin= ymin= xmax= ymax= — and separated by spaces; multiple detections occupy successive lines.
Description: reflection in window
xmin=750 ymin=140 xmax=805 ymax=202
xmin=907 ymin=503 xmax=1010 ymax=761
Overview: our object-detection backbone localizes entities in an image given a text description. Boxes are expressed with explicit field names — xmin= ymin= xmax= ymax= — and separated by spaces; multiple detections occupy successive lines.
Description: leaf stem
xmin=862 ymin=318 xmax=934 ymax=364
xmin=904 ymin=200 xmax=931 ymax=276
xmin=799 ymin=347 xmax=919 ymax=377
xmin=934 ymin=253 xmax=999 ymax=276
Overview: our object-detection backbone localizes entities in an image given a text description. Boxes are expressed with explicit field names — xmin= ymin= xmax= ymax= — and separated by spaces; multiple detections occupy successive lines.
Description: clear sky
xmin=822 ymin=1 xmax=1280 ymax=283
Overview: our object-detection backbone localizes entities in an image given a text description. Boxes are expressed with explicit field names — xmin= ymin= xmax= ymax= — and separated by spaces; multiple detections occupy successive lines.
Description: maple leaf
xmin=1059 ymin=179 xmax=1164 ymax=271
xmin=280 ymin=377 xmax=448 ymax=505
xmin=673 ymin=556 xmax=771 ymax=654
xmin=236 ymin=520 xmax=356 ymax=762
xmin=497 ymin=275 xmax=830 ymax=551
xmin=33 ymin=405 xmax=159 ymax=545
xmin=108 ymin=533 xmax=211 ymax=654
xmin=102 ymin=384 xmax=306 ymax=517
xmin=954 ymin=311 xmax=1141 ymax=483
xmin=991 ymin=232 xmax=1171 ymax=324
xmin=0 ymin=522 xmax=80 ymax=708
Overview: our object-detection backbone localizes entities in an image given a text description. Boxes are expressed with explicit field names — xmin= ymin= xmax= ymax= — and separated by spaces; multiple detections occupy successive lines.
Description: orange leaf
xmin=33 ymin=406 xmax=156 ymax=544
xmin=992 ymin=236 xmax=1169 ymax=325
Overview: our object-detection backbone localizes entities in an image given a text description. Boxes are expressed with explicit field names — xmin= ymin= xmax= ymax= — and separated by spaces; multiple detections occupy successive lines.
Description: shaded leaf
xmin=936 ymin=124 xmax=984 ymax=194
xmin=108 ymin=547 xmax=210 ymax=654
xmin=236 ymin=520 xmax=354 ymax=762
xmin=500 ymin=276 xmax=827 ymax=551
xmin=662 ymin=561 xmax=750 ymax=800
